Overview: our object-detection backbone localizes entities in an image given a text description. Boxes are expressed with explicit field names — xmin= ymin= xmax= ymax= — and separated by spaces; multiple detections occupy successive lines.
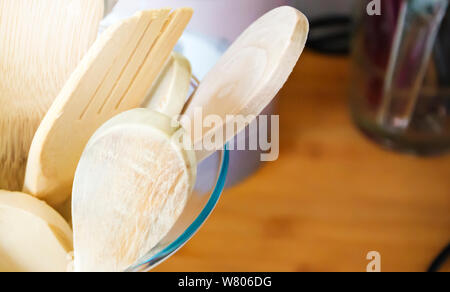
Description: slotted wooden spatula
xmin=23 ymin=8 xmax=193 ymax=207
xmin=72 ymin=6 xmax=308 ymax=272
xmin=0 ymin=0 xmax=104 ymax=191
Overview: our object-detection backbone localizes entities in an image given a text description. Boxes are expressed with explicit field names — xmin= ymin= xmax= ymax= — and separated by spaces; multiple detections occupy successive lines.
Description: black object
xmin=428 ymin=243 xmax=450 ymax=272
xmin=434 ymin=11 xmax=450 ymax=86
xmin=307 ymin=15 xmax=353 ymax=56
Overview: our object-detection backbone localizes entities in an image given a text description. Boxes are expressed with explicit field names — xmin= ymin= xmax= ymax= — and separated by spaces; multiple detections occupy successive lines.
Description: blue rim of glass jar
xmin=128 ymin=145 xmax=230 ymax=272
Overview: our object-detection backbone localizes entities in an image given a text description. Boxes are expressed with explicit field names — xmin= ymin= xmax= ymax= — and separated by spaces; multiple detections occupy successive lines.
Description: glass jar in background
xmin=350 ymin=0 xmax=450 ymax=155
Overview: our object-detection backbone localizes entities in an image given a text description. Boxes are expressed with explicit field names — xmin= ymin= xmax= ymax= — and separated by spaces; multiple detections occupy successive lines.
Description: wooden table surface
xmin=155 ymin=51 xmax=450 ymax=272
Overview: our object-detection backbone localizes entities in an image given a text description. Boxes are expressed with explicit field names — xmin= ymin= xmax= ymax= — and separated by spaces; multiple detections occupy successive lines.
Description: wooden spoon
xmin=58 ymin=52 xmax=192 ymax=225
xmin=143 ymin=52 xmax=192 ymax=118
xmin=73 ymin=109 xmax=196 ymax=272
xmin=72 ymin=6 xmax=308 ymax=272
xmin=23 ymin=8 xmax=193 ymax=207
xmin=0 ymin=0 xmax=104 ymax=191
xmin=0 ymin=190 xmax=73 ymax=272
xmin=183 ymin=6 xmax=309 ymax=162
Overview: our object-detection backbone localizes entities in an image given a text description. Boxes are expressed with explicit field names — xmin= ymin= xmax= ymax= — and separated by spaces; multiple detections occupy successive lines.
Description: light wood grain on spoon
xmin=73 ymin=109 xmax=196 ymax=272
xmin=182 ymin=6 xmax=309 ymax=162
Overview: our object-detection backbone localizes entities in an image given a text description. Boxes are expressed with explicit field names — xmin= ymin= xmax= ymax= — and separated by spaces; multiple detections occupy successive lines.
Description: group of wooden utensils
xmin=0 ymin=0 xmax=308 ymax=272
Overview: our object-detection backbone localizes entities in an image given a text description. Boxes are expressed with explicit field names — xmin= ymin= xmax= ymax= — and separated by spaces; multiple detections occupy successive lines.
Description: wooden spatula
xmin=0 ymin=0 xmax=104 ymax=191
xmin=72 ymin=6 xmax=308 ymax=272
xmin=183 ymin=6 xmax=309 ymax=162
xmin=58 ymin=52 xmax=192 ymax=225
xmin=23 ymin=8 xmax=193 ymax=207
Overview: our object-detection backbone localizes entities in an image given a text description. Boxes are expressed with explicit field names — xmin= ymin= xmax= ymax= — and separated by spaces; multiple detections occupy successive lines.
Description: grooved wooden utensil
xmin=23 ymin=8 xmax=193 ymax=207
xmin=0 ymin=0 xmax=104 ymax=191
xmin=57 ymin=52 xmax=193 ymax=225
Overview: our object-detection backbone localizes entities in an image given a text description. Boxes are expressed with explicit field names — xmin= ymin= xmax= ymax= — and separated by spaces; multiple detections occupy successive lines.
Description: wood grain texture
xmin=0 ymin=0 xmax=104 ymax=191
xmin=24 ymin=10 xmax=167 ymax=206
xmin=73 ymin=109 xmax=197 ymax=272
xmin=24 ymin=9 xmax=192 ymax=207
xmin=154 ymin=51 xmax=450 ymax=272
xmin=184 ymin=6 xmax=309 ymax=162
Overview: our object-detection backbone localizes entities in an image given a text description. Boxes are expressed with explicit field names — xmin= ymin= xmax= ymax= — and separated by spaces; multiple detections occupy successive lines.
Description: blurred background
xmin=106 ymin=0 xmax=450 ymax=272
